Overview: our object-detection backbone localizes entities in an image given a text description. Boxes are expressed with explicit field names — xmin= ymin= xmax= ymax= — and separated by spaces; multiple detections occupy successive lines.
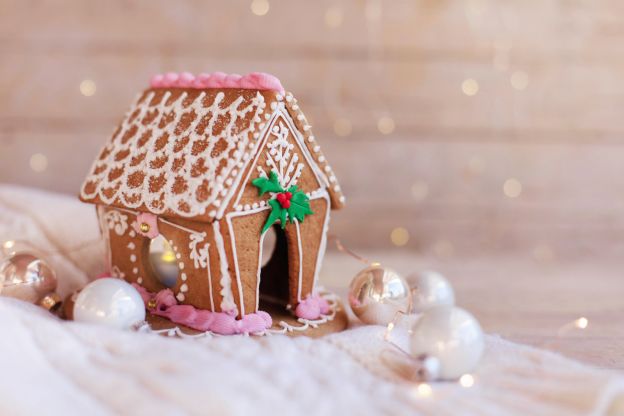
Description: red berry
xmin=276 ymin=192 xmax=291 ymax=208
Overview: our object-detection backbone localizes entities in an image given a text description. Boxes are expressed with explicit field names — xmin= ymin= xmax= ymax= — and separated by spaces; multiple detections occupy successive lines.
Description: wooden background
xmin=2 ymin=0 xmax=624 ymax=256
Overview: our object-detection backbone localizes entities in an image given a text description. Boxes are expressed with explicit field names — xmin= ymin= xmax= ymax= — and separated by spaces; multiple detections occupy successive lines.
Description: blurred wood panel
xmin=1 ymin=0 xmax=624 ymax=253
xmin=3 ymin=55 xmax=624 ymax=135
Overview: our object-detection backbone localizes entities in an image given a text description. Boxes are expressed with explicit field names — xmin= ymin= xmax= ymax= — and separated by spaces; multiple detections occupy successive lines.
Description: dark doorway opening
xmin=259 ymin=224 xmax=290 ymax=307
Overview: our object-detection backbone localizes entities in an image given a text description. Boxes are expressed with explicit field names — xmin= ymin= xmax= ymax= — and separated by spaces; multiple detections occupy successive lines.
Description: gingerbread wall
xmin=219 ymin=106 xmax=332 ymax=315
xmin=97 ymin=206 xmax=219 ymax=311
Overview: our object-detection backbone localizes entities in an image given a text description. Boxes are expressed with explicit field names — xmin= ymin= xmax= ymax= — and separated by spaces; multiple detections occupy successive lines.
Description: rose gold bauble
xmin=348 ymin=265 xmax=411 ymax=325
xmin=0 ymin=253 xmax=61 ymax=310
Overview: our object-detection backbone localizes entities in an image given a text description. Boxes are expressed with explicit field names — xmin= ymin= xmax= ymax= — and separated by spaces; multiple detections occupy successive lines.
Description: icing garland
xmin=132 ymin=284 xmax=271 ymax=335
xmin=252 ymin=171 xmax=313 ymax=233
xmin=150 ymin=71 xmax=285 ymax=95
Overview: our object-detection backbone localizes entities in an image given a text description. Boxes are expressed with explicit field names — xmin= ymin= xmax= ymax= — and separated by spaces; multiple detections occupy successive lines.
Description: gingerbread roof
xmin=80 ymin=72 xmax=344 ymax=222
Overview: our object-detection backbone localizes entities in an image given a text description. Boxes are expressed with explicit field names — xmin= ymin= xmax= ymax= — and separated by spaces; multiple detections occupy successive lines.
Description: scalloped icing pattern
xmin=80 ymin=89 xmax=268 ymax=219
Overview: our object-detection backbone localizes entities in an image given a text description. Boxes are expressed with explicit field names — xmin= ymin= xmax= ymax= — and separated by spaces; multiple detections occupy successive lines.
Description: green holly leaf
xmin=286 ymin=187 xmax=314 ymax=224
xmin=262 ymin=199 xmax=284 ymax=234
xmin=252 ymin=171 xmax=284 ymax=196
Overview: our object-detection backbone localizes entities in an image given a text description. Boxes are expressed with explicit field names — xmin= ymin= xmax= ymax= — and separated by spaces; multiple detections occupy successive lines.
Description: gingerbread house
xmin=79 ymin=72 xmax=345 ymax=334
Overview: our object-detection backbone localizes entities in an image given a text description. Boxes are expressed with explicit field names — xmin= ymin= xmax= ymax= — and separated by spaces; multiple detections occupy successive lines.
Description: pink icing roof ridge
xmin=149 ymin=71 xmax=285 ymax=94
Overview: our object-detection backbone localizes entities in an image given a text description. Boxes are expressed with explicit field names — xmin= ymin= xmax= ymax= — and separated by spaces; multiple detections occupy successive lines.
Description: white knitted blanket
xmin=0 ymin=185 xmax=622 ymax=416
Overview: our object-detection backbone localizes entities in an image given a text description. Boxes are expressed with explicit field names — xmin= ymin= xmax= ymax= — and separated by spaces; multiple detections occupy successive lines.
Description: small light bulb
xmin=161 ymin=251 xmax=176 ymax=263
xmin=333 ymin=117 xmax=352 ymax=137
xmin=384 ymin=322 xmax=395 ymax=341
xmin=250 ymin=0 xmax=269 ymax=16
xmin=459 ymin=374 xmax=475 ymax=388
xmin=503 ymin=178 xmax=522 ymax=198
xmin=575 ymin=317 xmax=588 ymax=329
xmin=462 ymin=78 xmax=479 ymax=96
xmin=324 ymin=6 xmax=343 ymax=28
xmin=377 ymin=116 xmax=395 ymax=135
xmin=29 ymin=153 xmax=48 ymax=172
xmin=390 ymin=227 xmax=409 ymax=247
xmin=80 ymin=79 xmax=97 ymax=97
xmin=415 ymin=383 xmax=433 ymax=398
xmin=510 ymin=71 xmax=529 ymax=90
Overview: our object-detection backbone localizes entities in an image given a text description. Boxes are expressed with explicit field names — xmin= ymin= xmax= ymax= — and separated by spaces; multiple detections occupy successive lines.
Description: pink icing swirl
xmin=132 ymin=284 xmax=272 ymax=335
xmin=295 ymin=294 xmax=330 ymax=320
xmin=149 ymin=71 xmax=285 ymax=94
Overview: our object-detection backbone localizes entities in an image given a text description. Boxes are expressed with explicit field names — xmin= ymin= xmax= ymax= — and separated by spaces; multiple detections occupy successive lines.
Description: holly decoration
xmin=252 ymin=171 xmax=314 ymax=233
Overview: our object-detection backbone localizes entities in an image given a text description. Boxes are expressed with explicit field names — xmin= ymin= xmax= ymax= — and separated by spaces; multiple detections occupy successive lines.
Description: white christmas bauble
xmin=406 ymin=270 xmax=455 ymax=313
xmin=74 ymin=278 xmax=145 ymax=329
xmin=410 ymin=306 xmax=484 ymax=380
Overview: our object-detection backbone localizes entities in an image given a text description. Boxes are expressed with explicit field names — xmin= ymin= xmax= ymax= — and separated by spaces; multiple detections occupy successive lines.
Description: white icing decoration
xmin=136 ymin=323 xmax=215 ymax=339
xmin=103 ymin=210 xmax=128 ymax=236
xmin=81 ymin=90 xmax=266 ymax=219
xmin=189 ymin=232 xmax=209 ymax=269
xmin=213 ymin=220 xmax=237 ymax=312
xmin=260 ymin=120 xmax=304 ymax=190
xmin=294 ymin=220 xmax=304 ymax=302
xmin=111 ymin=266 xmax=125 ymax=278
xmin=313 ymin=191 xmax=331 ymax=286
xmin=267 ymin=290 xmax=339 ymax=334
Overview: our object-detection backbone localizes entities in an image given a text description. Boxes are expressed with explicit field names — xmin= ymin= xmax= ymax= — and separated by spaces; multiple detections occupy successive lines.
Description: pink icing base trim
xmin=149 ymin=71 xmax=285 ymax=95
xmin=295 ymin=294 xmax=330 ymax=320
xmin=132 ymin=284 xmax=272 ymax=335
